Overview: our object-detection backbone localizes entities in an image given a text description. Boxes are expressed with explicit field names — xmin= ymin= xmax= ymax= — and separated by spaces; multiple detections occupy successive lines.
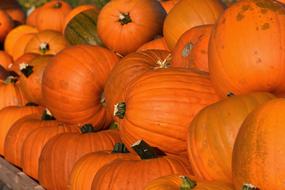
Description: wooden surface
xmin=0 ymin=157 xmax=44 ymax=190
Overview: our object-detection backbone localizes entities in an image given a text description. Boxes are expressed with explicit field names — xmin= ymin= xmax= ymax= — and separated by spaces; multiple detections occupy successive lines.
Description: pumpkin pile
xmin=0 ymin=0 xmax=284 ymax=189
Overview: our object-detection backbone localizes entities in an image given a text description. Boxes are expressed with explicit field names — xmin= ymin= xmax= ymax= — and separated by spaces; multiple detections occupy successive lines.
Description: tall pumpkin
xmin=114 ymin=68 xmax=220 ymax=155
xmin=42 ymin=45 xmax=119 ymax=129
xmin=163 ymin=0 xmax=224 ymax=50
xmin=187 ymin=92 xmax=275 ymax=183
xmin=209 ymin=0 xmax=285 ymax=97
xmin=97 ymin=0 xmax=167 ymax=55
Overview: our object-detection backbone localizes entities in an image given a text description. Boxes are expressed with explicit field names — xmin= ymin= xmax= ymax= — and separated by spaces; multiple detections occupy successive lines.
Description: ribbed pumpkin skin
xmin=172 ymin=25 xmax=213 ymax=72
xmin=0 ymin=51 xmax=13 ymax=69
xmin=38 ymin=130 xmax=121 ymax=190
xmin=144 ymin=175 xmax=234 ymax=190
xmin=117 ymin=68 xmax=220 ymax=155
xmin=137 ymin=38 xmax=170 ymax=52
xmin=187 ymin=92 xmax=275 ymax=183
xmin=163 ymin=0 xmax=224 ymax=50
xmin=232 ymin=99 xmax=285 ymax=190
xmin=42 ymin=45 xmax=119 ymax=129
xmin=97 ymin=0 xmax=167 ymax=55
xmin=64 ymin=8 xmax=103 ymax=46
xmin=70 ymin=150 xmax=139 ymax=190
xmin=24 ymin=30 xmax=69 ymax=56
xmin=21 ymin=123 xmax=80 ymax=180
xmin=0 ymin=105 xmax=43 ymax=156
xmin=18 ymin=55 xmax=52 ymax=105
xmin=209 ymin=0 xmax=285 ymax=98
xmin=104 ymin=50 xmax=171 ymax=121
xmin=91 ymin=156 xmax=192 ymax=190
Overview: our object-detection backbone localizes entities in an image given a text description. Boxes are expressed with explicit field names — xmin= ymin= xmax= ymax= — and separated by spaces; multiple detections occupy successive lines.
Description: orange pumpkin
xmin=137 ymin=37 xmax=170 ymax=52
xmin=0 ymin=51 xmax=13 ymax=69
xmin=24 ymin=30 xmax=69 ymax=55
xmin=0 ymin=10 xmax=14 ymax=42
xmin=163 ymin=0 xmax=224 ymax=50
xmin=26 ymin=7 xmax=41 ymax=27
xmin=172 ymin=24 xmax=213 ymax=72
xmin=209 ymin=0 xmax=285 ymax=97
xmin=35 ymin=0 xmax=72 ymax=32
xmin=97 ymin=0 xmax=167 ymax=55
xmin=11 ymin=33 xmax=37 ymax=61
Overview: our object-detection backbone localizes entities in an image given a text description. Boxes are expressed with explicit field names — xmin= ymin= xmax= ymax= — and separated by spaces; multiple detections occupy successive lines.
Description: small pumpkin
xmin=97 ymin=0 xmax=167 ymax=55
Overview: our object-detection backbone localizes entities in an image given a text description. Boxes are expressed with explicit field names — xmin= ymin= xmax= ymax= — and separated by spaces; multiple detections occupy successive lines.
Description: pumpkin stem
xmin=118 ymin=12 xmax=132 ymax=25
xmin=179 ymin=176 xmax=197 ymax=190
xmin=39 ymin=42 xmax=50 ymax=54
xmin=227 ymin=92 xmax=235 ymax=97
xmin=80 ymin=124 xmax=100 ymax=133
xmin=109 ymin=122 xmax=118 ymax=129
xmin=100 ymin=92 xmax=106 ymax=107
xmin=53 ymin=1 xmax=62 ymax=8
xmin=131 ymin=139 xmax=166 ymax=160
xmin=42 ymin=108 xmax=56 ymax=120
xmin=112 ymin=143 xmax=129 ymax=153
xmin=155 ymin=53 xmax=172 ymax=69
xmin=25 ymin=102 xmax=39 ymax=106
xmin=114 ymin=102 xmax=126 ymax=119
xmin=4 ymin=76 xmax=18 ymax=84
xmin=20 ymin=63 xmax=34 ymax=77
xmin=242 ymin=184 xmax=260 ymax=190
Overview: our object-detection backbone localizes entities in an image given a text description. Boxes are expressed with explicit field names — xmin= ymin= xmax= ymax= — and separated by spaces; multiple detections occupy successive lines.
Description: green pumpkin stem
xmin=39 ymin=42 xmax=50 ymax=54
xmin=41 ymin=109 xmax=56 ymax=121
xmin=242 ymin=184 xmax=260 ymax=190
xmin=109 ymin=122 xmax=118 ymax=129
xmin=53 ymin=1 xmax=62 ymax=8
xmin=114 ymin=102 xmax=126 ymax=119
xmin=112 ymin=143 xmax=129 ymax=153
xmin=80 ymin=124 xmax=100 ymax=134
xmin=131 ymin=140 xmax=166 ymax=160
xmin=179 ymin=176 xmax=197 ymax=190
xmin=20 ymin=65 xmax=34 ymax=77
xmin=25 ymin=102 xmax=39 ymax=106
xmin=118 ymin=12 xmax=132 ymax=25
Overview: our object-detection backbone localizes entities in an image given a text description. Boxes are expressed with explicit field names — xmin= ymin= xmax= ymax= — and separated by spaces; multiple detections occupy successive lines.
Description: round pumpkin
xmin=209 ymin=0 xmax=285 ymax=97
xmin=38 ymin=128 xmax=121 ymax=190
xmin=187 ymin=92 xmax=275 ymax=183
xmin=0 ymin=10 xmax=14 ymax=42
xmin=115 ymin=68 xmax=220 ymax=155
xmin=42 ymin=45 xmax=119 ymax=129
xmin=97 ymin=0 xmax=167 ymax=55
xmin=232 ymin=98 xmax=285 ymax=190
xmin=172 ymin=24 xmax=213 ymax=72
xmin=163 ymin=0 xmax=224 ymax=50
xmin=137 ymin=37 xmax=170 ymax=52
xmin=0 ymin=51 xmax=13 ymax=69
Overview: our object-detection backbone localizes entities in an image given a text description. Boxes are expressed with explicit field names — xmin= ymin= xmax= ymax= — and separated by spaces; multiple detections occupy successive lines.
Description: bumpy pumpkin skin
xmin=42 ymin=45 xmax=119 ymax=129
xmin=97 ymin=0 xmax=167 ymax=55
xmin=38 ymin=130 xmax=121 ymax=190
xmin=0 ymin=10 xmax=14 ymax=42
xmin=70 ymin=150 xmax=139 ymax=190
xmin=209 ymin=0 xmax=285 ymax=98
xmin=232 ymin=98 xmax=285 ymax=190
xmin=163 ymin=0 xmax=224 ymax=50
xmin=116 ymin=68 xmax=220 ymax=155
xmin=172 ymin=25 xmax=213 ymax=72
xmin=187 ymin=92 xmax=275 ymax=183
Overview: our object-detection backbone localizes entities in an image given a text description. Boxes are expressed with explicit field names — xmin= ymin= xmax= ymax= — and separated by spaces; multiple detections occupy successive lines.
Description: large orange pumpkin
xmin=97 ymin=0 xmax=167 ymax=55
xmin=209 ymin=0 xmax=285 ymax=98
xmin=42 ymin=45 xmax=119 ymax=129
xmin=0 ymin=10 xmax=14 ymax=42
xmin=163 ymin=0 xmax=224 ymax=50
xmin=38 ymin=128 xmax=121 ymax=190
xmin=187 ymin=92 xmax=275 ymax=183
xmin=115 ymin=68 xmax=220 ymax=155
xmin=172 ymin=24 xmax=213 ymax=72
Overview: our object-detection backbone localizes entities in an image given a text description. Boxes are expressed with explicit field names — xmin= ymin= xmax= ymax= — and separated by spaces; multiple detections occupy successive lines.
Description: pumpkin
xmin=9 ymin=53 xmax=39 ymax=75
xmin=159 ymin=0 xmax=181 ymax=13
xmin=114 ymin=68 xmax=220 ymax=155
xmin=42 ymin=45 xmax=119 ymax=129
xmin=163 ymin=0 xmax=224 ymax=50
xmin=0 ymin=51 xmax=13 ymax=69
xmin=63 ymin=8 xmax=103 ymax=46
xmin=0 ymin=104 xmax=43 ymax=156
xmin=70 ymin=143 xmax=139 ymax=190
xmin=21 ymin=121 xmax=80 ymax=180
xmin=35 ymin=0 xmax=72 ymax=32
xmin=4 ymin=25 xmax=38 ymax=58
xmin=18 ymin=55 xmax=53 ymax=105
xmin=104 ymin=50 xmax=171 ymax=121
xmin=187 ymin=92 xmax=275 ymax=183
xmin=209 ymin=0 xmax=285 ymax=98
xmin=26 ymin=7 xmax=41 ymax=26
xmin=172 ymin=24 xmax=213 ymax=72
xmin=5 ymin=7 xmax=25 ymax=24
xmin=0 ymin=10 xmax=14 ymax=42
xmin=38 ymin=127 xmax=121 ymax=190
xmin=137 ymin=37 xmax=170 ymax=52
xmin=144 ymin=175 xmax=234 ymax=190
xmin=232 ymin=98 xmax=285 ymax=190
xmin=97 ymin=0 xmax=167 ymax=55
xmin=24 ymin=30 xmax=69 ymax=55
xmin=91 ymin=140 xmax=192 ymax=190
